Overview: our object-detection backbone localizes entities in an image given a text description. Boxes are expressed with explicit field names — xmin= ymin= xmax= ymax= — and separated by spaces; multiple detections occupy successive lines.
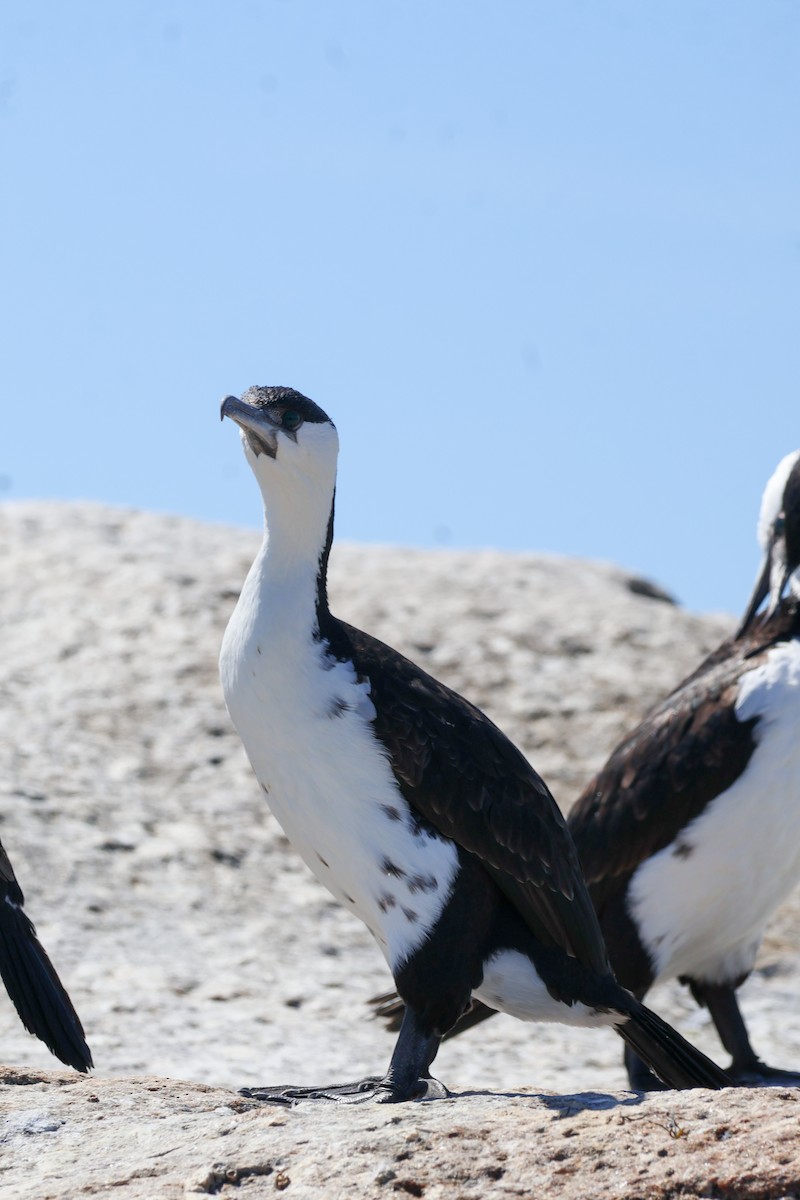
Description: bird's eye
xmin=281 ymin=409 xmax=303 ymax=432
xmin=775 ymin=514 xmax=786 ymax=536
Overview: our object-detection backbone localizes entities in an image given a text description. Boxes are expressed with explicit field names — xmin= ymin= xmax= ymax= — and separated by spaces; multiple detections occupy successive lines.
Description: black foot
xmin=239 ymin=1075 xmax=449 ymax=1107
xmin=727 ymin=1061 xmax=800 ymax=1088
xmin=375 ymin=1076 xmax=449 ymax=1104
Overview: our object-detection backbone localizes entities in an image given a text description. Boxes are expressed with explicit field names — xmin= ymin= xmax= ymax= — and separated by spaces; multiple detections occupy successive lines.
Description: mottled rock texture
xmin=0 ymin=502 xmax=798 ymax=1198
xmin=3 ymin=1068 xmax=800 ymax=1199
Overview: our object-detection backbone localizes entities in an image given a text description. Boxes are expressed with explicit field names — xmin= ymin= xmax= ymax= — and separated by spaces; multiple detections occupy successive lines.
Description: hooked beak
xmin=736 ymin=529 xmax=790 ymax=637
xmin=220 ymin=395 xmax=279 ymax=459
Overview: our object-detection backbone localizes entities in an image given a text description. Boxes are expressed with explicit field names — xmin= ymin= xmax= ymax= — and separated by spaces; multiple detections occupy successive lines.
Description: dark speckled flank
xmin=408 ymin=873 xmax=438 ymax=895
xmin=375 ymin=863 xmax=440 ymax=918
xmin=381 ymin=857 xmax=405 ymax=879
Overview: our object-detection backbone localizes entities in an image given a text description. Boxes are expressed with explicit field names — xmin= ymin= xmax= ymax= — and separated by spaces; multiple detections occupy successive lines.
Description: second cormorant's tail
xmin=0 ymin=845 xmax=92 ymax=1073
xmin=614 ymin=998 xmax=728 ymax=1090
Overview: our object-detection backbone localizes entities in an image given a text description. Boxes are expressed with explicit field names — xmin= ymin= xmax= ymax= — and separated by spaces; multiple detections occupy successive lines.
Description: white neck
xmin=759 ymin=450 xmax=800 ymax=550
xmin=240 ymin=431 xmax=337 ymax=638
xmin=244 ymin=521 xmax=328 ymax=643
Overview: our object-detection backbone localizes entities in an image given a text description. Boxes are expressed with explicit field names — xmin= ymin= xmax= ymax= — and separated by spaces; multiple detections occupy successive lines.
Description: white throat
xmin=219 ymin=421 xmax=459 ymax=974
xmin=247 ymin=424 xmax=337 ymax=579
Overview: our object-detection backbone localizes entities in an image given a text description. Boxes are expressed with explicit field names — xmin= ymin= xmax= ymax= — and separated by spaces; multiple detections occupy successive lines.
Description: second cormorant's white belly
xmin=629 ymin=640 xmax=800 ymax=985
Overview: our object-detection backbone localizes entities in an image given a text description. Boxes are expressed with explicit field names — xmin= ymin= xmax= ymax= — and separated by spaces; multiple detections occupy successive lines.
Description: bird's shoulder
xmin=328 ymin=619 xmax=563 ymax=862
xmin=320 ymin=616 xmax=609 ymax=973
xmin=569 ymin=609 xmax=800 ymax=894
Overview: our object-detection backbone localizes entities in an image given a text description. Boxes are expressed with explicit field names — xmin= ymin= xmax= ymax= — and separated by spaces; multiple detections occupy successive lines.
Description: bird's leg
xmin=374 ymin=1004 xmax=446 ymax=1103
xmin=240 ymin=1006 xmax=446 ymax=1106
xmin=623 ymin=1043 xmax=669 ymax=1092
xmin=691 ymin=979 xmax=800 ymax=1085
xmin=692 ymin=981 xmax=755 ymax=1069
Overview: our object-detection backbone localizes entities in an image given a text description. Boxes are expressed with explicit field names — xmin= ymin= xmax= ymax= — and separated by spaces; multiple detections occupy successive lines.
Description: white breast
xmin=219 ymin=564 xmax=458 ymax=975
xmin=628 ymin=639 xmax=800 ymax=985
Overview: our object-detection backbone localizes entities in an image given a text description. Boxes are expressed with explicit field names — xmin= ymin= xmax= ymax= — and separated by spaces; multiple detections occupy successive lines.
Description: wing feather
xmin=327 ymin=620 xmax=610 ymax=975
xmin=567 ymin=606 xmax=800 ymax=906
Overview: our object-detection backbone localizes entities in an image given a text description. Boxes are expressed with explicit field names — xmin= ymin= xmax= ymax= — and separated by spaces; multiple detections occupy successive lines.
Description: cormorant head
xmin=737 ymin=449 xmax=800 ymax=636
xmin=221 ymin=387 xmax=339 ymax=530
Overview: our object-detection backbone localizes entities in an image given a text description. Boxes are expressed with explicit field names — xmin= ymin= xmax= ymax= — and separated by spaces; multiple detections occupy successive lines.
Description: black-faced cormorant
xmin=219 ymin=386 xmax=728 ymax=1102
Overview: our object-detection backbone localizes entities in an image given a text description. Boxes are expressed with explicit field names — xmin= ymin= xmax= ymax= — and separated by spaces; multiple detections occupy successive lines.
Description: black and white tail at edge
xmin=0 ymin=841 xmax=92 ymax=1073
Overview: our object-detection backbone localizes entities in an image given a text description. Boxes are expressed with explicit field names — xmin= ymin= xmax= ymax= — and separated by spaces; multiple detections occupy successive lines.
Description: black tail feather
xmin=371 ymin=990 xmax=497 ymax=1039
xmin=371 ymin=987 xmax=729 ymax=1091
xmin=0 ymin=901 xmax=92 ymax=1073
xmin=616 ymin=1000 xmax=729 ymax=1091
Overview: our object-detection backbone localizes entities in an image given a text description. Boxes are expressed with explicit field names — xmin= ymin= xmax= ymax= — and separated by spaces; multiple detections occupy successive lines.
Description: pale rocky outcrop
xmin=0 ymin=502 xmax=798 ymax=1198
xmin=2 ymin=1066 xmax=800 ymax=1200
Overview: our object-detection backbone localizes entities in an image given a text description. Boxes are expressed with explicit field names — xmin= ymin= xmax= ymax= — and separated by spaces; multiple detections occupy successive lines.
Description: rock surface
xmin=3 ymin=1067 xmax=800 ymax=1199
xmin=1 ymin=501 xmax=799 ymax=1197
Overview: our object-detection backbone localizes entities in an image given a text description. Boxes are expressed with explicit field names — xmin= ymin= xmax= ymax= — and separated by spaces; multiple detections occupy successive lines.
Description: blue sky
xmin=2 ymin=1 xmax=798 ymax=614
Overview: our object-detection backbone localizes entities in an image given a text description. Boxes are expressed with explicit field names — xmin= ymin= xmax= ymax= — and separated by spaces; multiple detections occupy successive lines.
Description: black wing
xmin=328 ymin=619 xmax=610 ymax=976
xmin=0 ymin=841 xmax=93 ymax=1072
xmin=569 ymin=605 xmax=800 ymax=910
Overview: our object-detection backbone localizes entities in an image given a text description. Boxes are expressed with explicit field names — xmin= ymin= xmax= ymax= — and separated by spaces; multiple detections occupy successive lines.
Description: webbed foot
xmin=240 ymin=1073 xmax=448 ymax=1106
xmin=728 ymin=1060 xmax=800 ymax=1088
